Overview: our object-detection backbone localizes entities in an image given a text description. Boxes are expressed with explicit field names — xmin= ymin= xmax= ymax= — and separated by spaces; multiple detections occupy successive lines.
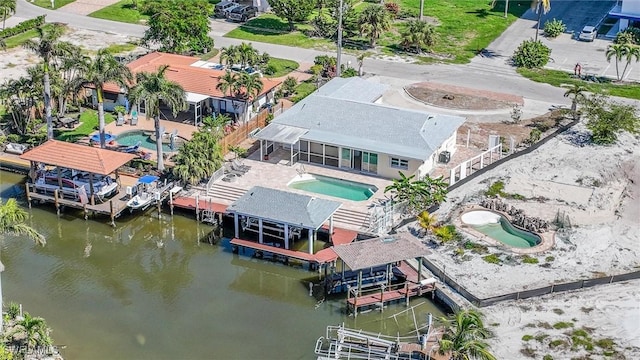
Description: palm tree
xmin=219 ymin=45 xmax=240 ymax=66
xmin=606 ymin=43 xmax=628 ymax=81
xmin=172 ymin=131 xmax=224 ymax=185
xmin=384 ymin=172 xmax=448 ymax=214
xmin=128 ymin=65 xmax=187 ymax=171
xmin=563 ymin=84 xmax=586 ymax=120
xmin=621 ymin=45 xmax=640 ymax=81
xmin=0 ymin=0 xmax=15 ymax=30
xmin=76 ymin=48 xmax=133 ymax=148
xmin=532 ymin=0 xmax=551 ymax=41
xmin=438 ymin=309 xmax=496 ymax=360
xmin=0 ymin=198 xmax=45 ymax=332
xmin=417 ymin=210 xmax=437 ymax=233
xmin=234 ymin=72 xmax=263 ymax=122
xmin=216 ymin=71 xmax=239 ymax=98
xmin=23 ymin=23 xmax=67 ymax=140
xmin=237 ymin=42 xmax=260 ymax=69
xmin=400 ymin=20 xmax=435 ymax=53
xmin=358 ymin=5 xmax=391 ymax=47
xmin=56 ymin=43 xmax=88 ymax=118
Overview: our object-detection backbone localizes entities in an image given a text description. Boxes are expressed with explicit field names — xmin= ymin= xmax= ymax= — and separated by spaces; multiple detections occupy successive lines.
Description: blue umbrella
xmin=90 ymin=133 xmax=116 ymax=143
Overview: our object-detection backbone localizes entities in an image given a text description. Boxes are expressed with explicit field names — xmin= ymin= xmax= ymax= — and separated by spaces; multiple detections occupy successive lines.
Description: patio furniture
xmin=130 ymin=110 xmax=138 ymax=126
xmin=122 ymin=141 xmax=142 ymax=154
xmin=4 ymin=143 xmax=28 ymax=155
xmin=116 ymin=113 xmax=125 ymax=126
xmin=232 ymin=159 xmax=251 ymax=172
xmin=60 ymin=117 xmax=79 ymax=128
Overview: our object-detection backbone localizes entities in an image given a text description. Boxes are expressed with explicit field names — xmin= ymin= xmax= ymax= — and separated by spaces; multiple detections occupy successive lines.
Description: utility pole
xmin=336 ymin=0 xmax=343 ymax=78
xmin=504 ymin=0 xmax=509 ymax=18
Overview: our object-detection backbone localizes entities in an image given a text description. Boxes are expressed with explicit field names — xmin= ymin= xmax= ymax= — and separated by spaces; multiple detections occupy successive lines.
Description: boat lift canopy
xmin=137 ymin=175 xmax=159 ymax=184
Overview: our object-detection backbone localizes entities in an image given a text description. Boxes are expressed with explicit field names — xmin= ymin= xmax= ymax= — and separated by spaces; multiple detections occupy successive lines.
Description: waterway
xmin=0 ymin=170 xmax=445 ymax=359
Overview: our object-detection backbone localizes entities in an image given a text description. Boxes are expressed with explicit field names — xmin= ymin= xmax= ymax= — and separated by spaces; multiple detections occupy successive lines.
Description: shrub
xmin=384 ymin=2 xmax=400 ymax=18
xmin=545 ymin=256 xmax=555 ymax=262
xmin=282 ymin=76 xmax=298 ymax=96
xmin=521 ymin=255 xmax=539 ymax=264
xmin=595 ymin=338 xmax=615 ymax=350
xmin=7 ymin=134 xmax=21 ymax=143
xmin=542 ymin=355 xmax=553 ymax=360
xmin=486 ymin=180 xmax=505 ymax=197
xmin=549 ymin=339 xmax=567 ymax=348
xmin=614 ymin=28 xmax=640 ymax=45
xmin=527 ymin=128 xmax=542 ymax=144
xmin=543 ymin=19 xmax=566 ymax=38
xmin=263 ymin=64 xmax=278 ymax=76
xmin=552 ymin=308 xmax=564 ymax=315
xmin=482 ymin=254 xmax=501 ymax=264
xmin=341 ymin=67 xmax=358 ymax=77
xmin=522 ymin=334 xmax=534 ymax=341
xmin=0 ymin=16 xmax=46 ymax=39
xmin=433 ymin=225 xmax=457 ymax=243
xmin=552 ymin=321 xmax=573 ymax=329
xmin=397 ymin=7 xmax=418 ymax=19
xmin=512 ymin=39 xmax=551 ymax=69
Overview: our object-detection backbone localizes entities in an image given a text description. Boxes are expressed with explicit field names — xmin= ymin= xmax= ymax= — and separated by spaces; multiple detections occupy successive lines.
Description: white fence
xmin=449 ymin=144 xmax=502 ymax=186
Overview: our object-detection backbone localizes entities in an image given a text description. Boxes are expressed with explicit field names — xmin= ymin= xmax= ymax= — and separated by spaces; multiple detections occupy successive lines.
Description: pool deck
xmin=454 ymin=205 xmax=555 ymax=254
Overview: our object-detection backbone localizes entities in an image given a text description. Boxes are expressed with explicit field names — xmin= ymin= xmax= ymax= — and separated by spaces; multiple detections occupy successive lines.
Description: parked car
xmin=579 ymin=26 xmax=597 ymax=42
xmin=227 ymin=5 xmax=257 ymax=22
xmin=213 ymin=1 xmax=239 ymax=18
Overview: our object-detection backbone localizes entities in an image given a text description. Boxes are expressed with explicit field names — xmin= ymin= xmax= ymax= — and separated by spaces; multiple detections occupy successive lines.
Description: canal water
xmin=0 ymin=171 xmax=445 ymax=359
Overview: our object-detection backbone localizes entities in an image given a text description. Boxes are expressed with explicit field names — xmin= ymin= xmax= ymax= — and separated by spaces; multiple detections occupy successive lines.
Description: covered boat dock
xmin=227 ymin=186 xmax=357 ymax=268
xmin=20 ymin=140 xmax=136 ymax=224
xmin=331 ymin=233 xmax=436 ymax=316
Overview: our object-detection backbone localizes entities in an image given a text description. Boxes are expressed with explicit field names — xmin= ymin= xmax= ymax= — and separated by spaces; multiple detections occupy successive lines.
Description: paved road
xmin=14 ymin=0 xmax=635 ymax=109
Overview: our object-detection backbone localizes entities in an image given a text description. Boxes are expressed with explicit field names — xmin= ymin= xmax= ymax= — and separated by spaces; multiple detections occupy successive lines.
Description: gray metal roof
xmin=273 ymin=95 xmax=465 ymax=160
xmin=227 ymin=186 xmax=342 ymax=229
xmin=315 ymin=77 xmax=387 ymax=103
xmin=332 ymin=233 xmax=431 ymax=270
xmin=254 ymin=123 xmax=308 ymax=144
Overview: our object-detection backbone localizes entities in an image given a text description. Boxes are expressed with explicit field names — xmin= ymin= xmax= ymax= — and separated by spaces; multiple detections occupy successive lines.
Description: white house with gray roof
xmin=255 ymin=77 xmax=465 ymax=180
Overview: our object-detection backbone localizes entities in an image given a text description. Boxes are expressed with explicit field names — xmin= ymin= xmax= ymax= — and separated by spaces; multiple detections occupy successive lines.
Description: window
xmin=391 ymin=158 xmax=409 ymax=170
xmin=362 ymin=152 xmax=378 ymax=173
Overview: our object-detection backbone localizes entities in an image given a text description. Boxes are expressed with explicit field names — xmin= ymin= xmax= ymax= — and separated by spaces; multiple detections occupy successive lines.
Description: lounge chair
xmin=116 ymin=113 xmax=125 ymax=126
xmin=122 ymin=141 xmax=142 ymax=153
xmin=130 ymin=111 xmax=138 ymax=126
xmin=4 ymin=143 xmax=28 ymax=155
xmin=224 ymin=163 xmax=246 ymax=176
xmin=232 ymin=159 xmax=251 ymax=172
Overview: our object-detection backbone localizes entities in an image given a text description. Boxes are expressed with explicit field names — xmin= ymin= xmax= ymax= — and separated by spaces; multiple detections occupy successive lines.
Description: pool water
xmin=117 ymin=130 xmax=182 ymax=152
xmin=461 ymin=210 xmax=540 ymax=248
xmin=288 ymin=174 xmax=377 ymax=201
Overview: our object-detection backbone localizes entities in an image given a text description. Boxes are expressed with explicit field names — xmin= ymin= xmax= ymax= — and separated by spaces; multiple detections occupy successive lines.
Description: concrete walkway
xmin=58 ymin=0 xmax=122 ymax=16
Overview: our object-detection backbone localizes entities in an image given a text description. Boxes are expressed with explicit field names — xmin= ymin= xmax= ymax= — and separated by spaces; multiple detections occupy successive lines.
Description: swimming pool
xmin=287 ymin=174 xmax=377 ymax=201
xmin=461 ymin=210 xmax=540 ymax=248
xmin=117 ymin=130 xmax=184 ymax=152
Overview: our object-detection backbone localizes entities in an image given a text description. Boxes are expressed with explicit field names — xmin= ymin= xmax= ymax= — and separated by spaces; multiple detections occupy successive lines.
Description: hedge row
xmin=0 ymin=15 xmax=46 ymax=39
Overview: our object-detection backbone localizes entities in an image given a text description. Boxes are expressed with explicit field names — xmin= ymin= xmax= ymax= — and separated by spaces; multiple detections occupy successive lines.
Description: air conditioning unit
xmin=439 ymin=151 xmax=451 ymax=164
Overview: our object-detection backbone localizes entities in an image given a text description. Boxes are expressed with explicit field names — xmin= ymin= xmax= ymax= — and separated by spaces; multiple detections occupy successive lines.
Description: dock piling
xmin=54 ymin=189 xmax=60 ymax=216
xmin=109 ymin=200 xmax=115 ymax=227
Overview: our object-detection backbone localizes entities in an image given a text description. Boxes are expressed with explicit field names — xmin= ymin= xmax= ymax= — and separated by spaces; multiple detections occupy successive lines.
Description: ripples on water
xmin=0 ymin=171 xmax=445 ymax=359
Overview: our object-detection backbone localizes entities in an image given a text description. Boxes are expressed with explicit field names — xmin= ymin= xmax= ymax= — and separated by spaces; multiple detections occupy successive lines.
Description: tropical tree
xmin=23 ymin=23 xmax=67 ymax=140
xmin=54 ymin=43 xmax=87 ymax=118
xmin=621 ymin=45 xmax=640 ymax=81
xmin=172 ymin=130 xmax=224 ymax=185
xmin=581 ymin=93 xmax=640 ymax=145
xmin=216 ymin=71 xmax=239 ymax=98
xmin=234 ymin=72 xmax=264 ymax=122
xmin=142 ymin=0 xmax=214 ymax=54
xmin=438 ymin=309 xmax=496 ymax=360
xmin=76 ymin=48 xmax=133 ymax=148
xmin=384 ymin=172 xmax=448 ymax=214
xmin=417 ymin=210 xmax=437 ymax=233
xmin=219 ymin=45 xmax=240 ymax=66
xmin=606 ymin=43 xmax=628 ymax=81
xmin=0 ymin=77 xmax=41 ymax=135
xmin=128 ymin=65 xmax=187 ymax=171
xmin=269 ymin=0 xmax=316 ymax=32
xmin=400 ymin=20 xmax=436 ymax=53
xmin=237 ymin=42 xmax=260 ymax=69
xmin=532 ymin=0 xmax=551 ymax=41
xmin=0 ymin=0 xmax=16 ymax=30
xmin=358 ymin=5 xmax=391 ymax=47
xmin=563 ymin=84 xmax=586 ymax=120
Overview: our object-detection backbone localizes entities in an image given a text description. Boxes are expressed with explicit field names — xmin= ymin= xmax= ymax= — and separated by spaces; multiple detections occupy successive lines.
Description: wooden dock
xmin=171 ymin=195 xmax=227 ymax=222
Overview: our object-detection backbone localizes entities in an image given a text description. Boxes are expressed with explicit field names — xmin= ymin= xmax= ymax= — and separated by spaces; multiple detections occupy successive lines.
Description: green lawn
xmin=291 ymin=81 xmax=317 ymax=103
xmin=264 ymin=58 xmax=299 ymax=78
xmin=225 ymin=1 xmax=529 ymax=63
xmin=88 ymin=0 xmax=149 ymax=24
xmin=3 ymin=24 xmax=55 ymax=49
xmin=225 ymin=14 xmax=333 ymax=49
xmin=103 ymin=43 xmax=138 ymax=54
xmin=517 ymin=68 xmax=640 ymax=100
xmin=198 ymin=48 xmax=220 ymax=60
xmin=31 ymin=0 xmax=75 ymax=9
xmin=55 ymin=109 xmax=115 ymax=143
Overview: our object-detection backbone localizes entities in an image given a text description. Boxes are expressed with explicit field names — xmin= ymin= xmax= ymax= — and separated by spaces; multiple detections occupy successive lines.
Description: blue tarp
xmin=138 ymin=175 xmax=159 ymax=184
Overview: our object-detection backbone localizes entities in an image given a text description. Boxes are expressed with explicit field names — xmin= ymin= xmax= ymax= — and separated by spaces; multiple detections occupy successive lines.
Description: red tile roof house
xmin=90 ymin=52 xmax=282 ymax=126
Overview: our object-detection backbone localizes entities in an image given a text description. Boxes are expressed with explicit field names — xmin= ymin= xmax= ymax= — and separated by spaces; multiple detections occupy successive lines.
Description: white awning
xmin=254 ymin=123 xmax=308 ymax=145
xmin=186 ymin=92 xmax=209 ymax=104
